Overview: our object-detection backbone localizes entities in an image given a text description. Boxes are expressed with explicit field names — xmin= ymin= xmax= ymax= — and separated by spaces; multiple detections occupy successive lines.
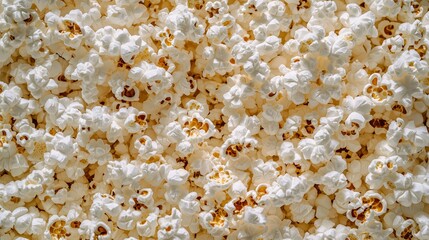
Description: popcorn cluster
xmin=1 ymin=0 xmax=429 ymax=239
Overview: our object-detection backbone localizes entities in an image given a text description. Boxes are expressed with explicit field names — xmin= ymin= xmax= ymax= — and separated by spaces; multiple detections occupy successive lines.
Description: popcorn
xmin=44 ymin=132 xmax=76 ymax=168
xmin=204 ymin=165 xmax=236 ymax=197
xmin=365 ymin=156 xmax=398 ymax=190
xmin=340 ymin=4 xmax=378 ymax=44
xmin=95 ymin=27 xmax=143 ymax=64
xmin=268 ymin=174 xmax=311 ymax=207
xmin=199 ymin=207 xmax=230 ymax=237
xmin=315 ymin=156 xmax=348 ymax=195
xmin=368 ymin=0 xmax=401 ymax=18
xmin=44 ymin=96 xmax=83 ymax=130
xmin=117 ymin=208 xmax=142 ymax=230
xmin=157 ymin=208 xmax=190 ymax=240
xmin=363 ymin=73 xmax=394 ymax=106
xmin=106 ymin=1 xmax=148 ymax=28
xmin=243 ymin=54 xmax=270 ymax=85
xmin=86 ymin=139 xmax=113 ymax=166
xmin=388 ymin=50 xmax=427 ymax=107
xmin=11 ymin=207 xmax=46 ymax=235
xmin=165 ymin=5 xmax=204 ymax=43
xmin=347 ymin=191 xmax=387 ymax=225
xmin=308 ymin=1 xmax=338 ymax=33
xmin=106 ymin=159 xmax=143 ymax=190
xmin=44 ymin=215 xmax=69 ymax=239
xmin=203 ymin=44 xmax=234 ymax=77
xmin=333 ymin=189 xmax=361 ymax=214
xmin=179 ymin=192 xmax=200 ymax=215
xmin=90 ymin=193 xmax=121 ymax=219
xmin=134 ymin=135 xmax=159 ymax=161
xmin=79 ymin=220 xmax=111 ymax=240
xmin=290 ymin=201 xmax=315 ymax=223
xmin=1 ymin=0 xmax=429 ymax=238
xmin=298 ymin=126 xmax=338 ymax=164
xmin=282 ymin=68 xmax=313 ymax=105
xmin=393 ymin=173 xmax=425 ymax=207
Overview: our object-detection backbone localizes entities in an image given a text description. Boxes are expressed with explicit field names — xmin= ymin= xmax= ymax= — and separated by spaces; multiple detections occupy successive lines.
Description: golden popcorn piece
xmin=49 ymin=220 xmax=67 ymax=240
xmin=59 ymin=20 xmax=82 ymax=38
xmin=135 ymin=113 xmax=147 ymax=127
xmin=369 ymin=118 xmax=389 ymax=129
xmin=400 ymin=224 xmax=414 ymax=240
xmin=209 ymin=208 xmax=228 ymax=227
xmin=392 ymin=103 xmax=408 ymax=114
xmin=94 ymin=225 xmax=108 ymax=238
xmin=209 ymin=167 xmax=233 ymax=185
xmin=225 ymin=143 xmax=244 ymax=158
xmin=132 ymin=197 xmax=148 ymax=210
xmin=183 ymin=117 xmax=210 ymax=137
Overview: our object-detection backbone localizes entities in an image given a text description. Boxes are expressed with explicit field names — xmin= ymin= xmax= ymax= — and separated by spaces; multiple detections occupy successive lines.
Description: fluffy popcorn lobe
xmin=1 ymin=0 xmax=429 ymax=239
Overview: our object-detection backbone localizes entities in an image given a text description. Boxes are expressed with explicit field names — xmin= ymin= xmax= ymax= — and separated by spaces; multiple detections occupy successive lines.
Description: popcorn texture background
xmin=0 ymin=0 xmax=429 ymax=239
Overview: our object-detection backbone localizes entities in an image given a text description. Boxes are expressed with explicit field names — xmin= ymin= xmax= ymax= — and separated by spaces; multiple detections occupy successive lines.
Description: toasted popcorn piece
xmin=199 ymin=207 xmax=230 ymax=237
xmin=347 ymin=191 xmax=387 ymax=225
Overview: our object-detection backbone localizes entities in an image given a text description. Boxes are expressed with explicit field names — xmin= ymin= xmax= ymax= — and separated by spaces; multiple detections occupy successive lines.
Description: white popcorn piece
xmin=90 ymin=193 xmax=122 ymax=219
xmin=308 ymin=1 xmax=338 ymax=33
xmin=157 ymin=208 xmax=190 ymax=240
xmin=369 ymin=0 xmax=401 ymax=18
xmin=290 ymin=201 xmax=315 ymax=224
xmin=79 ymin=219 xmax=111 ymax=240
xmin=363 ymin=73 xmax=394 ymax=106
xmin=393 ymin=173 xmax=425 ymax=207
xmin=179 ymin=192 xmax=200 ymax=215
xmin=44 ymin=132 xmax=77 ymax=169
xmin=340 ymin=4 xmax=378 ymax=44
xmin=251 ymin=159 xmax=279 ymax=186
xmin=315 ymin=156 xmax=348 ymax=195
xmin=333 ymin=189 xmax=361 ymax=214
xmin=134 ymin=135 xmax=159 ymax=161
xmin=86 ymin=139 xmax=113 ymax=166
xmin=106 ymin=159 xmax=142 ymax=189
xmin=268 ymin=174 xmax=311 ymax=207
xmin=298 ymin=126 xmax=338 ymax=164
xmin=117 ymin=208 xmax=142 ymax=231
xmin=136 ymin=211 xmax=158 ymax=237
xmin=165 ymin=5 xmax=204 ymax=43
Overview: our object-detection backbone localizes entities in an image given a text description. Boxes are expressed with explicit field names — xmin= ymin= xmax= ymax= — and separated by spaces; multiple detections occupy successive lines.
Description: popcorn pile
xmin=1 ymin=0 xmax=429 ymax=239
